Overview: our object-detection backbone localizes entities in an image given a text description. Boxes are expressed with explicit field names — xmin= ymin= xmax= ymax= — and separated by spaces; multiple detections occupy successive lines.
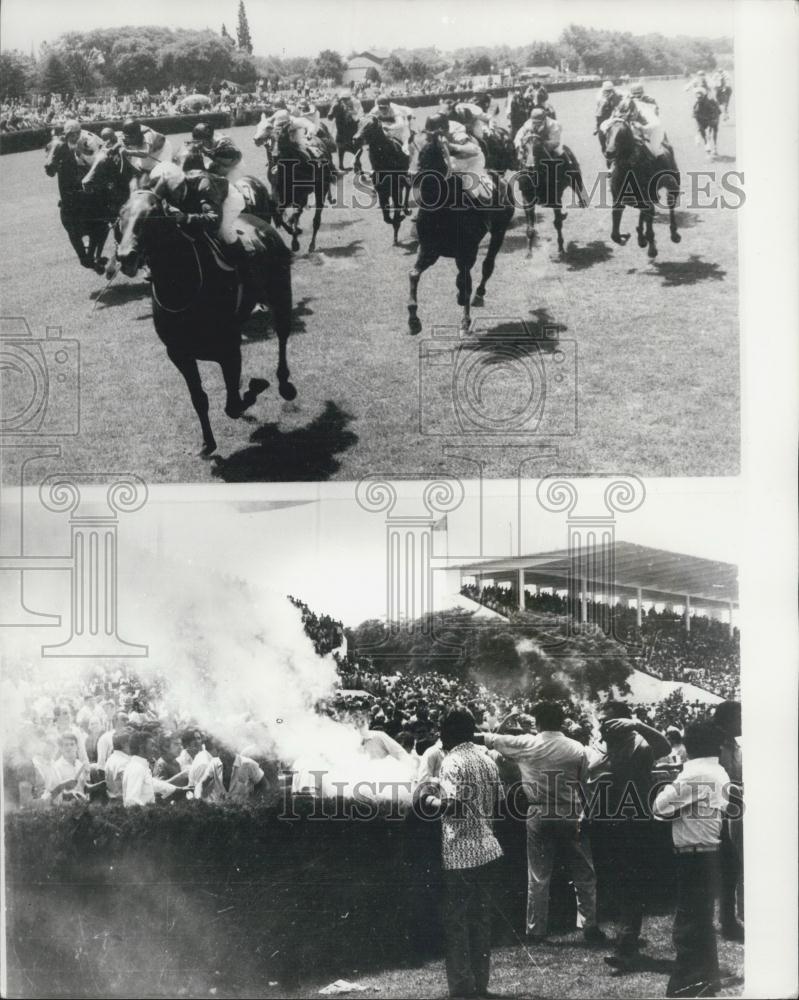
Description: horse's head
xmin=353 ymin=115 xmax=380 ymax=147
xmin=604 ymin=117 xmax=634 ymax=161
xmin=116 ymin=189 xmax=164 ymax=277
xmin=253 ymin=112 xmax=272 ymax=147
xmin=44 ymin=136 xmax=67 ymax=176
xmin=81 ymin=144 xmax=116 ymax=191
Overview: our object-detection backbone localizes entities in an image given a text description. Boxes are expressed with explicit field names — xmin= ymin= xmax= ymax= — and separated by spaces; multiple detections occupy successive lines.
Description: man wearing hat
xmin=149 ymin=160 xmax=245 ymax=251
xmin=595 ymin=81 xmax=622 ymax=152
xmin=422 ymin=111 xmax=495 ymax=208
xmin=514 ymin=106 xmax=564 ymax=161
xmin=368 ymin=95 xmax=415 ymax=155
xmin=629 ymin=81 xmax=659 ymax=115
xmin=531 ymin=85 xmax=557 ymax=120
xmin=62 ymin=119 xmax=102 ymax=169
xmin=118 ymin=118 xmax=170 ymax=180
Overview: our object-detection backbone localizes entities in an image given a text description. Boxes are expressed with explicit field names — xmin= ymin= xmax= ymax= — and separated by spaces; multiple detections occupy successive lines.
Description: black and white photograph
xmin=0 ymin=2 xmax=796 ymax=999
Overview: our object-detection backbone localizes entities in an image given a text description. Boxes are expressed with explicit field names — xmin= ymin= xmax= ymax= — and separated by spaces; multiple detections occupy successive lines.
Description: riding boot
xmin=223 ymin=238 xmax=265 ymax=308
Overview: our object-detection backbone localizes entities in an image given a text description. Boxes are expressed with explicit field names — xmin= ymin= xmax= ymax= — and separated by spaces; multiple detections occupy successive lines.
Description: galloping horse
xmin=479 ymin=124 xmax=518 ymax=187
xmin=253 ymin=114 xmax=336 ymax=253
xmin=693 ymin=90 xmax=721 ymax=157
xmin=515 ymin=136 xmax=588 ymax=256
xmin=714 ymin=82 xmax=732 ymax=120
xmin=604 ymin=118 xmax=681 ymax=259
xmin=114 ymin=189 xmax=296 ymax=456
xmin=352 ymin=116 xmax=411 ymax=245
xmin=44 ymin=136 xmax=109 ymax=272
xmin=408 ymin=135 xmax=514 ymax=334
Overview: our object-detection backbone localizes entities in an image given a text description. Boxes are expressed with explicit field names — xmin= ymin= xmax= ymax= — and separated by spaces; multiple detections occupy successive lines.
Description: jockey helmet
xmin=63 ymin=119 xmax=80 ymax=137
xmin=192 ymin=122 xmax=214 ymax=143
xmin=376 ymin=96 xmax=390 ymax=109
xmin=298 ymin=99 xmax=311 ymax=112
xmin=100 ymin=127 xmax=116 ymax=143
xmin=601 ymin=80 xmax=615 ymax=92
xmin=424 ymin=113 xmax=449 ymax=135
xmin=472 ymin=91 xmax=490 ymax=109
xmin=122 ymin=119 xmax=143 ymax=144
xmin=214 ymin=142 xmax=242 ymax=165
xmin=536 ymin=87 xmax=549 ymax=100
xmin=530 ymin=107 xmax=547 ymax=122
xmin=630 ymin=83 xmax=644 ymax=97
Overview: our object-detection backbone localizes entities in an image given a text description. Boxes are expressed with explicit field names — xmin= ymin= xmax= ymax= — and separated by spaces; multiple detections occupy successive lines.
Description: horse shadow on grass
xmin=657 ymin=210 xmax=702 ymax=230
xmin=644 ymin=254 xmax=727 ymax=287
xmin=564 ymin=240 xmax=614 ymax=271
xmin=240 ymin=296 xmax=315 ymax=342
xmin=467 ymin=307 xmax=567 ymax=361
xmin=89 ymin=281 xmax=151 ymax=309
xmin=211 ymin=400 xmax=358 ymax=482
xmin=314 ymin=238 xmax=365 ymax=260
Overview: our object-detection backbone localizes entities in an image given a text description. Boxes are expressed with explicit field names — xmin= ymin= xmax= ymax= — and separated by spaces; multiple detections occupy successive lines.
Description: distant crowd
xmin=461 ymin=585 xmax=741 ymax=700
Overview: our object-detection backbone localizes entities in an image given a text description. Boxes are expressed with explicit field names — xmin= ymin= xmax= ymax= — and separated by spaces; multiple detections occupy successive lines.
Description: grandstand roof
xmin=453 ymin=541 xmax=738 ymax=608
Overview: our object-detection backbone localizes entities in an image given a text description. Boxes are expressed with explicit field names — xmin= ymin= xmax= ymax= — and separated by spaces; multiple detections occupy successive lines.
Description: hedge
xmin=0 ymin=76 xmax=685 ymax=156
xmin=4 ymin=795 xmax=676 ymax=997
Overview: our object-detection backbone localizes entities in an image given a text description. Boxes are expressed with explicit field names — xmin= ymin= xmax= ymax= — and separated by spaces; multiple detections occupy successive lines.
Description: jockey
xmin=368 ymin=95 xmax=415 ymax=154
xmin=295 ymin=97 xmax=320 ymax=126
xmin=423 ymin=112 xmax=495 ymax=208
xmin=605 ymin=96 xmax=665 ymax=160
xmin=99 ymin=126 xmax=119 ymax=150
xmin=595 ymin=80 xmax=622 ymax=136
xmin=514 ymin=106 xmax=563 ymax=159
xmin=629 ymin=81 xmax=659 ymax=116
xmin=118 ymin=118 xmax=172 ymax=180
xmin=471 ymin=91 xmax=497 ymax=118
xmin=149 ymin=160 xmax=247 ymax=261
xmin=530 ymin=85 xmax=557 ymax=119
xmin=175 ymin=122 xmax=243 ymax=176
xmin=62 ymin=119 xmax=102 ymax=169
xmin=505 ymin=87 xmax=529 ymax=136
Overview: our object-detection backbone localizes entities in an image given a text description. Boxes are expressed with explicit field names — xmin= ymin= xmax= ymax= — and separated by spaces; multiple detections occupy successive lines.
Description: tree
xmin=237 ymin=1 xmax=253 ymax=55
xmin=364 ymin=66 xmax=381 ymax=84
xmin=313 ymin=49 xmax=345 ymax=84
xmin=0 ymin=50 xmax=36 ymax=98
xmin=464 ymin=53 xmax=492 ymax=75
xmin=221 ymin=24 xmax=234 ymax=46
xmin=37 ymin=50 xmax=73 ymax=95
xmin=382 ymin=54 xmax=406 ymax=82
xmin=406 ymin=56 xmax=429 ymax=81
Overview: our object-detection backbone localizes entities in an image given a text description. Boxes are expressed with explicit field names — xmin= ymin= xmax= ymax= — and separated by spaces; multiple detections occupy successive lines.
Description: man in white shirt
xmin=96 ymin=711 xmax=130 ymax=768
xmin=46 ymin=733 xmax=88 ymax=804
xmin=653 ymin=721 xmax=730 ymax=998
xmin=195 ymin=741 xmax=266 ymax=803
xmin=104 ymin=730 xmax=132 ymax=802
xmin=479 ymin=702 xmax=604 ymax=943
xmin=368 ymin=95 xmax=415 ymax=155
xmin=122 ymin=731 xmax=183 ymax=807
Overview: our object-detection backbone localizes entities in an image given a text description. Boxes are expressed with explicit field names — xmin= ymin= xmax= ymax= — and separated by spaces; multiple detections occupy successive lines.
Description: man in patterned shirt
xmin=423 ymin=708 xmax=503 ymax=998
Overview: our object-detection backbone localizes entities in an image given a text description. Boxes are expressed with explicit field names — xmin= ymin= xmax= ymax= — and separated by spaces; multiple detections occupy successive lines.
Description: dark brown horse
xmin=693 ymin=91 xmax=721 ymax=158
xmin=114 ymin=189 xmax=296 ymax=456
xmin=514 ymin=136 xmax=588 ymax=256
xmin=604 ymin=118 xmax=682 ymax=259
xmin=352 ymin=116 xmax=411 ymax=245
xmin=44 ymin=136 xmax=109 ymax=272
xmin=408 ymin=134 xmax=514 ymax=333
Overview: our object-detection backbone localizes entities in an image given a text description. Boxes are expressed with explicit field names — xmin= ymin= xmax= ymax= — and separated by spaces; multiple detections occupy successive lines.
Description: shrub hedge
xmin=5 ymin=796 xmax=676 ymax=997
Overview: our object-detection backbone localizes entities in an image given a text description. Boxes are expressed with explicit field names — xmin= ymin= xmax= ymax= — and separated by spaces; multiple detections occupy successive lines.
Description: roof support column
xmin=636 ymin=587 xmax=642 ymax=628
xmin=581 ymin=574 xmax=588 ymax=624
xmin=517 ymin=567 xmax=525 ymax=611
xmin=729 ymin=601 xmax=734 ymax=636
xmin=684 ymin=594 xmax=691 ymax=633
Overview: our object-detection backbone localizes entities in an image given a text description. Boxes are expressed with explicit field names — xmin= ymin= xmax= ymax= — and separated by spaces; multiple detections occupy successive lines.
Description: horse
xmin=114 ymin=189 xmax=296 ymax=456
xmin=693 ymin=91 xmax=721 ymax=157
xmin=714 ymin=82 xmax=732 ymax=120
xmin=329 ymin=102 xmax=361 ymax=170
xmin=81 ymin=143 xmax=149 ymax=220
xmin=407 ymin=135 xmax=515 ymax=334
xmin=514 ymin=136 xmax=588 ymax=256
xmin=253 ymin=114 xmax=336 ymax=253
xmin=480 ymin=123 xmax=518 ymax=186
xmin=603 ymin=118 xmax=682 ymax=259
xmin=352 ymin=116 xmax=411 ymax=245
xmin=44 ymin=136 xmax=110 ymax=272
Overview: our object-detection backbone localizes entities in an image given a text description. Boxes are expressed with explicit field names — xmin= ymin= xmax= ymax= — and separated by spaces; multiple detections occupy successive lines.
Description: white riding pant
xmin=219 ymin=184 xmax=246 ymax=244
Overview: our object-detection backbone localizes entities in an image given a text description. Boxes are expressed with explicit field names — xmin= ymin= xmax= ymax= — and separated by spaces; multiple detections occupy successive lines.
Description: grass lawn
xmin=266 ymin=917 xmax=744 ymax=999
xmin=0 ymin=80 xmax=739 ymax=482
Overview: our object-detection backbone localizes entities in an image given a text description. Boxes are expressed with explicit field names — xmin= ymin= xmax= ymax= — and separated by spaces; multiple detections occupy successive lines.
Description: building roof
xmin=349 ymin=50 xmax=388 ymax=65
xmin=453 ymin=541 xmax=738 ymax=608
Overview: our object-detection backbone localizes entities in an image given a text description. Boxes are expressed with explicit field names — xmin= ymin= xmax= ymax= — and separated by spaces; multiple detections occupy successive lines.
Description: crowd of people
xmin=461 ymin=584 xmax=741 ymax=700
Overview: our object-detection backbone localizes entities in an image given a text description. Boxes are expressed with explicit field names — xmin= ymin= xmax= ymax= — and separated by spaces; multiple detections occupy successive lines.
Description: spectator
xmin=195 ymin=737 xmax=266 ymax=803
xmin=422 ymin=708 xmax=503 ymax=999
xmin=96 ymin=711 xmax=130 ymax=768
xmin=480 ymin=702 xmax=605 ymax=944
xmin=104 ymin=729 xmax=132 ymax=802
xmin=46 ymin=733 xmax=88 ymax=804
xmin=123 ymin=730 xmax=183 ymax=807
xmin=653 ymin=721 xmax=729 ymax=998
xmin=588 ymin=701 xmax=671 ymax=972
xmin=153 ymin=731 xmax=184 ymax=781
xmin=713 ymin=701 xmax=744 ymax=942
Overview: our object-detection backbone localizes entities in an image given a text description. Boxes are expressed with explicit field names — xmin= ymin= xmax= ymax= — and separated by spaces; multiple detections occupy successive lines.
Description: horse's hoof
xmin=611 ymin=233 xmax=630 ymax=246
xmin=408 ymin=316 xmax=422 ymax=336
xmin=637 ymin=234 xmax=648 ymax=248
xmin=671 ymin=232 xmax=682 ymax=244
xmin=200 ymin=440 xmax=217 ymax=458
xmin=647 ymin=246 xmax=658 ymax=259
xmin=279 ymin=380 xmax=298 ymax=401
xmin=471 ymin=294 xmax=485 ymax=307
xmin=291 ymin=238 xmax=300 ymax=252
xmin=460 ymin=318 xmax=471 ymax=334
xmin=224 ymin=404 xmax=243 ymax=419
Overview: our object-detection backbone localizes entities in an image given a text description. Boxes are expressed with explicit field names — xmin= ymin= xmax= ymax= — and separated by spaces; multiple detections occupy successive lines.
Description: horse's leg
xmin=63 ymin=219 xmax=90 ymax=266
xmin=169 ymin=351 xmax=216 ymax=456
xmin=611 ymin=205 xmax=630 ymax=245
xmin=645 ymin=207 xmax=657 ymax=259
xmin=667 ymin=186 xmax=682 ymax=244
xmin=473 ymin=216 xmax=508 ymax=305
xmin=524 ymin=200 xmax=536 ymax=258
xmin=636 ymin=209 xmax=648 ymax=249
xmin=220 ymin=342 xmax=246 ymax=418
xmin=264 ymin=254 xmax=297 ymax=400
xmin=307 ymin=202 xmax=323 ymax=254
xmin=553 ymin=205 xmax=565 ymax=256
xmin=456 ymin=257 xmax=473 ymax=333
xmin=408 ymin=244 xmax=439 ymax=335
xmin=289 ymin=207 xmax=302 ymax=252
